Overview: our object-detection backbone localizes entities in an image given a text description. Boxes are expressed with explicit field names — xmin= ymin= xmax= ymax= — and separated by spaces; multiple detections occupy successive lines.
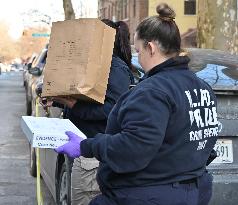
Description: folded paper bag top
xmin=41 ymin=18 xmax=116 ymax=104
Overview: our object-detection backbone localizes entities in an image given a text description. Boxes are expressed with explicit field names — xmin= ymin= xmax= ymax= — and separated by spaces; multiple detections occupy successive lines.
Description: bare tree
xmin=0 ymin=21 xmax=20 ymax=62
xmin=63 ymin=0 xmax=75 ymax=20
xmin=17 ymin=27 xmax=49 ymax=60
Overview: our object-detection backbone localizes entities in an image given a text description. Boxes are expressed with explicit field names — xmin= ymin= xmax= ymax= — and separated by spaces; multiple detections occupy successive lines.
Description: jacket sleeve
xmin=80 ymin=87 xmax=172 ymax=173
xmin=70 ymin=100 xmax=111 ymax=120
xmin=70 ymin=65 xmax=132 ymax=120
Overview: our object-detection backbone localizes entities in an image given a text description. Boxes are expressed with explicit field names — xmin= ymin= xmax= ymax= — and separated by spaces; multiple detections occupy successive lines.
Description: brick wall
xmin=98 ymin=0 xmax=148 ymax=44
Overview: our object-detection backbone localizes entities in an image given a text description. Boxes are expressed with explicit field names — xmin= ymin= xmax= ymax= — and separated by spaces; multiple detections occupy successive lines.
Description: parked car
xmin=29 ymin=48 xmax=238 ymax=205
xmin=0 ymin=63 xmax=11 ymax=72
xmin=23 ymin=53 xmax=37 ymax=87
xmin=131 ymin=53 xmax=144 ymax=84
xmin=25 ymin=47 xmax=47 ymax=115
xmin=10 ymin=64 xmax=18 ymax=72
xmin=187 ymin=48 xmax=238 ymax=205
xmin=29 ymin=78 xmax=71 ymax=204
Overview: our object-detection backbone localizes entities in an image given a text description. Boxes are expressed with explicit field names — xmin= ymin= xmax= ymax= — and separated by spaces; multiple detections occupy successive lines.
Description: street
xmin=0 ymin=72 xmax=55 ymax=205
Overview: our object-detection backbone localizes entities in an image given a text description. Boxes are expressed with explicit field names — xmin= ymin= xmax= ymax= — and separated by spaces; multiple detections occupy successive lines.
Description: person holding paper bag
xmin=44 ymin=19 xmax=134 ymax=138
xmin=55 ymin=3 xmax=219 ymax=205
xmin=45 ymin=19 xmax=134 ymax=205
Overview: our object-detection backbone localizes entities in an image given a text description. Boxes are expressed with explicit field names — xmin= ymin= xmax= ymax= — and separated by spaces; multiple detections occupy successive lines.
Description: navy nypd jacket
xmin=67 ymin=56 xmax=134 ymax=137
xmin=80 ymin=56 xmax=219 ymax=189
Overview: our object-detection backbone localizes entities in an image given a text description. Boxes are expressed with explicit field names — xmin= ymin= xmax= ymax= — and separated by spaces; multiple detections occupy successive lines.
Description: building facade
xmin=98 ymin=0 xmax=148 ymax=43
xmin=74 ymin=0 xmax=98 ymax=18
xmin=98 ymin=0 xmax=197 ymax=46
xmin=149 ymin=0 xmax=197 ymax=34
xmin=197 ymin=0 xmax=238 ymax=54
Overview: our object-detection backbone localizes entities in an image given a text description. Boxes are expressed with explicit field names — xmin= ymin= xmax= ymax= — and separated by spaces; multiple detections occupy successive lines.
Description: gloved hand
xmin=55 ymin=131 xmax=84 ymax=158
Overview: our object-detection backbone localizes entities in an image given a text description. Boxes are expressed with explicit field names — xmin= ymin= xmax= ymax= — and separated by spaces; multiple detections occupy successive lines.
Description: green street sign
xmin=32 ymin=33 xmax=50 ymax=37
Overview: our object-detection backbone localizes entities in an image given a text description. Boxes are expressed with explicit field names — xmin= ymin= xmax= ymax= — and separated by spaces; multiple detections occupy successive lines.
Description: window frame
xmin=184 ymin=0 xmax=197 ymax=15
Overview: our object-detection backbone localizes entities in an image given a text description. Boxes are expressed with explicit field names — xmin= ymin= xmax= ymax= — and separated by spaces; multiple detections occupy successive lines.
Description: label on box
xmin=32 ymin=134 xmax=69 ymax=149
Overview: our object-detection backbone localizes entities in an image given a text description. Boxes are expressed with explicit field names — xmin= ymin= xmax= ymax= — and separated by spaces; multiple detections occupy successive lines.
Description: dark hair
xmin=136 ymin=3 xmax=181 ymax=55
xmin=101 ymin=19 xmax=132 ymax=70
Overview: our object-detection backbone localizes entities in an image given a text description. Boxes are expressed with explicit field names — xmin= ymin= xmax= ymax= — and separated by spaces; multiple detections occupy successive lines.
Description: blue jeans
xmin=89 ymin=171 xmax=213 ymax=205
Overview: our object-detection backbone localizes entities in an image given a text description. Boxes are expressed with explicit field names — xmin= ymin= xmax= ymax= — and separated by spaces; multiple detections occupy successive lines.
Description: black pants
xmin=89 ymin=171 xmax=213 ymax=205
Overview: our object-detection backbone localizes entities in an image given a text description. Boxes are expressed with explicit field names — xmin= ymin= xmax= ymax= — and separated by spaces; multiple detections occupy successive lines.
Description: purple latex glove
xmin=55 ymin=131 xmax=84 ymax=158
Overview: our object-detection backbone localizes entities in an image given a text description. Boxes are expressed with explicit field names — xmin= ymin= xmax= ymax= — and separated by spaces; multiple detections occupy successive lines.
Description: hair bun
xmin=156 ymin=3 xmax=175 ymax=21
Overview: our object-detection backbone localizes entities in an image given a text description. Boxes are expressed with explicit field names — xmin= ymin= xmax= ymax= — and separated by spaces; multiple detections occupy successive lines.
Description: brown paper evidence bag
xmin=42 ymin=19 xmax=116 ymax=104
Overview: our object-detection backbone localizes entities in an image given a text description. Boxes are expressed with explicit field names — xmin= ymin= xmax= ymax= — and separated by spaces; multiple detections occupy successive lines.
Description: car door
xmin=43 ymin=107 xmax=64 ymax=200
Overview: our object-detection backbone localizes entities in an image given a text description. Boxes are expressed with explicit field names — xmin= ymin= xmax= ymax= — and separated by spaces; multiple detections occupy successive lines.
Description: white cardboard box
xmin=21 ymin=116 xmax=86 ymax=149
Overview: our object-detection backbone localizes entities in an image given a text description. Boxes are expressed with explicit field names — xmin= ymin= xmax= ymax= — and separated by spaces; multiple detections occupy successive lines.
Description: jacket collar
xmin=146 ymin=56 xmax=190 ymax=78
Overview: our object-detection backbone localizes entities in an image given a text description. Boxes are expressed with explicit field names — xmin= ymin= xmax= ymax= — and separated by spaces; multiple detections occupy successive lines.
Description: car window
xmin=32 ymin=49 xmax=48 ymax=68
xmin=42 ymin=53 xmax=47 ymax=64
xmin=187 ymin=48 xmax=238 ymax=90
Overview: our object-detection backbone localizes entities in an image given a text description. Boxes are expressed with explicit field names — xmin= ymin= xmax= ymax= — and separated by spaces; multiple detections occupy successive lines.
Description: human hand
xmin=53 ymin=97 xmax=77 ymax=109
xmin=54 ymin=131 xmax=84 ymax=158
xmin=40 ymin=98 xmax=53 ymax=110
xmin=35 ymin=83 xmax=43 ymax=97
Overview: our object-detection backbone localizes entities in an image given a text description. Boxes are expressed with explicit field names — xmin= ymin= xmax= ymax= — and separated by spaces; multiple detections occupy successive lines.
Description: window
xmin=133 ymin=0 xmax=136 ymax=17
xmin=120 ymin=1 xmax=123 ymax=20
xmin=102 ymin=8 xmax=106 ymax=18
xmin=184 ymin=0 xmax=196 ymax=15
xmin=108 ymin=5 xmax=111 ymax=19
xmin=112 ymin=4 xmax=114 ymax=19
xmin=237 ymin=0 xmax=238 ymax=21
xmin=124 ymin=0 xmax=128 ymax=19
xmin=105 ymin=8 xmax=108 ymax=18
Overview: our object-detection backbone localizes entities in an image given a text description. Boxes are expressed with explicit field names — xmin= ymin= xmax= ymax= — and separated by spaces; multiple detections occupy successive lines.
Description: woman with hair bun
xmin=50 ymin=19 xmax=134 ymax=205
xmin=56 ymin=4 xmax=218 ymax=205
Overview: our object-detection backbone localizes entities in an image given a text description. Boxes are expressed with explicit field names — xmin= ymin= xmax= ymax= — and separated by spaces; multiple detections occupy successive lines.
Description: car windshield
xmin=188 ymin=48 xmax=238 ymax=91
xmin=32 ymin=49 xmax=48 ymax=68
xmin=195 ymin=64 xmax=238 ymax=88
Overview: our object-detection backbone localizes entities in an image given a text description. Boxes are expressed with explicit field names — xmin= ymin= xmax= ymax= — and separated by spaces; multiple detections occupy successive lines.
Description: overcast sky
xmin=0 ymin=0 xmax=98 ymax=39
xmin=0 ymin=0 xmax=63 ymax=20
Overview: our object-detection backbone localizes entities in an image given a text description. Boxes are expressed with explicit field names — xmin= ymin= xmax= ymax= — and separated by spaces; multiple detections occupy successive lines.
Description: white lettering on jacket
xmin=185 ymin=89 xmax=219 ymax=150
